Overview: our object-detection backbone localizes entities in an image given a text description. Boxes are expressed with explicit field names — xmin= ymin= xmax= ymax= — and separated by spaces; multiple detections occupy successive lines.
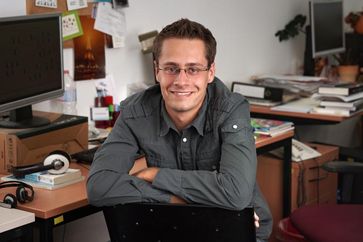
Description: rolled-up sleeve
xmin=152 ymin=100 xmax=257 ymax=210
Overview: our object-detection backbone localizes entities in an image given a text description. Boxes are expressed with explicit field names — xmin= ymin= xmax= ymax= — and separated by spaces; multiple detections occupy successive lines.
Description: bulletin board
xmin=26 ymin=0 xmax=94 ymax=48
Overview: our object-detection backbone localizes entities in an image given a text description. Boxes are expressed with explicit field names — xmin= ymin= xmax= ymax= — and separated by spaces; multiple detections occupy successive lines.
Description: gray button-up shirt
xmin=87 ymin=77 xmax=272 ymax=240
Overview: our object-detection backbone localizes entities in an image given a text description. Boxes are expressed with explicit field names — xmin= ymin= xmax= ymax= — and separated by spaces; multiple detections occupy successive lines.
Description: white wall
xmin=1 ymin=1 xmax=362 ymax=241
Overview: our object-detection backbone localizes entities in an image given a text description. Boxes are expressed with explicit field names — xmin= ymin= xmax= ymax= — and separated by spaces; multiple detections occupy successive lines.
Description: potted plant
xmin=333 ymin=48 xmax=360 ymax=83
xmin=345 ymin=11 xmax=363 ymax=34
xmin=275 ymin=14 xmax=306 ymax=41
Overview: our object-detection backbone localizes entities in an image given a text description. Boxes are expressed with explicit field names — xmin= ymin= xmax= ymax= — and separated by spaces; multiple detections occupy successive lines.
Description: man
xmin=87 ymin=18 xmax=272 ymax=241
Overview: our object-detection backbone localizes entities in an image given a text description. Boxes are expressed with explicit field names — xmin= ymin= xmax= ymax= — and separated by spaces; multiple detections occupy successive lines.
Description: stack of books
xmin=311 ymin=83 xmax=363 ymax=116
xmin=1 ymin=168 xmax=84 ymax=190
xmin=251 ymin=118 xmax=294 ymax=137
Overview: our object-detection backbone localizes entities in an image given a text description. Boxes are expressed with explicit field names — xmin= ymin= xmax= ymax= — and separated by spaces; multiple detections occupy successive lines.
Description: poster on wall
xmin=73 ymin=15 xmax=106 ymax=81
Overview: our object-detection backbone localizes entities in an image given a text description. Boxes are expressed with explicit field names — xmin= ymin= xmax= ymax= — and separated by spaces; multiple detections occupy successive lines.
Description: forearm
xmin=87 ymin=170 xmax=171 ymax=206
xmin=152 ymin=167 xmax=255 ymax=210
xmin=87 ymin=123 xmax=172 ymax=206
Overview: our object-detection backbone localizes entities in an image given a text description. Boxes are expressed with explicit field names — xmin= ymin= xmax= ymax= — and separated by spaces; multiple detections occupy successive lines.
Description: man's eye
xmin=187 ymin=67 xmax=199 ymax=75
xmin=165 ymin=67 xmax=178 ymax=74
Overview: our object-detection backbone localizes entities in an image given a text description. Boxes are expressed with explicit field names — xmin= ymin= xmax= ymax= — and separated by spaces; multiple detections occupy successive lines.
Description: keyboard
xmin=72 ymin=146 xmax=99 ymax=164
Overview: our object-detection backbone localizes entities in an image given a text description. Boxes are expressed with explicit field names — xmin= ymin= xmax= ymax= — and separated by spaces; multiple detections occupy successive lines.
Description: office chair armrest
xmin=322 ymin=161 xmax=363 ymax=174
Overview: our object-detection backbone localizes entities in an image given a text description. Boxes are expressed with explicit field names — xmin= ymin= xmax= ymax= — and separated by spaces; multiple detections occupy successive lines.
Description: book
xmin=245 ymin=97 xmax=281 ymax=107
xmin=312 ymin=91 xmax=363 ymax=103
xmin=24 ymin=168 xmax=82 ymax=185
xmin=271 ymin=97 xmax=319 ymax=113
xmin=311 ymin=106 xmax=353 ymax=117
xmin=319 ymin=98 xmax=363 ymax=110
xmin=251 ymin=118 xmax=294 ymax=136
xmin=318 ymin=82 xmax=363 ymax=96
xmin=231 ymin=82 xmax=297 ymax=102
xmin=1 ymin=175 xmax=84 ymax=190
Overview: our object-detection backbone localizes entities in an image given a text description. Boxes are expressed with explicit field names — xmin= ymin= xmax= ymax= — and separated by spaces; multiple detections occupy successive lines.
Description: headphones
xmin=0 ymin=181 xmax=34 ymax=208
xmin=12 ymin=150 xmax=71 ymax=179
xmin=0 ymin=150 xmax=71 ymax=209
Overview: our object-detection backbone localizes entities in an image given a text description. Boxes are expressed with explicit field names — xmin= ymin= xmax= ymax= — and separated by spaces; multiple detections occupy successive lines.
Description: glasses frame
xmin=157 ymin=65 xmax=210 ymax=78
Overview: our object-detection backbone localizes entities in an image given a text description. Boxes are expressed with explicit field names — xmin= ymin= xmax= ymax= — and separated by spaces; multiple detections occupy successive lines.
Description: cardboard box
xmin=257 ymin=143 xmax=339 ymax=242
xmin=0 ymin=112 xmax=88 ymax=174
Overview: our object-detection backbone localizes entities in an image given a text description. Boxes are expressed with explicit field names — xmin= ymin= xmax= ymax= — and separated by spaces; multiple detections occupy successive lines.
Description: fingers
xmin=254 ymin=212 xmax=260 ymax=228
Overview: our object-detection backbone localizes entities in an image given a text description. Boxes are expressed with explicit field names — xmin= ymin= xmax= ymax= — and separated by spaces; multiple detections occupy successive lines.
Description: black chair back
xmin=103 ymin=203 xmax=256 ymax=242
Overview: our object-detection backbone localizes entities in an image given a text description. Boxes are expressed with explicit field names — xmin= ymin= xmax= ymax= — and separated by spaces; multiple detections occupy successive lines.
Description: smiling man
xmin=87 ymin=18 xmax=272 ymax=241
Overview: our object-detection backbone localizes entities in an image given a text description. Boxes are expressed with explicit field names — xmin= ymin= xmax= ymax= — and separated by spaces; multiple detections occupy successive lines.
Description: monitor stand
xmin=0 ymin=106 xmax=50 ymax=129
xmin=303 ymin=25 xmax=315 ymax=76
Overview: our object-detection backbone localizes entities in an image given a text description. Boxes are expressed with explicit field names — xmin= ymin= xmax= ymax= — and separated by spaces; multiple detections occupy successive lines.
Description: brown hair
xmin=153 ymin=18 xmax=217 ymax=67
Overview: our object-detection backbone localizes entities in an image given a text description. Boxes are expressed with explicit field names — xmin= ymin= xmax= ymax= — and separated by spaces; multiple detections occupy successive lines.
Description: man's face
xmin=155 ymin=38 xmax=215 ymax=119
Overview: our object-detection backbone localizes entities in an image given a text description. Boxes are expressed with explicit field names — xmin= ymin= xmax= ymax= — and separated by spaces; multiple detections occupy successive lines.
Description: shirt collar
xmin=159 ymin=95 xmax=208 ymax=137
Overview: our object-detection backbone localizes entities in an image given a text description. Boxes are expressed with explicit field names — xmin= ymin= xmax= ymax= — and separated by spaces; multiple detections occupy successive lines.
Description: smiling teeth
xmin=174 ymin=92 xmax=191 ymax=96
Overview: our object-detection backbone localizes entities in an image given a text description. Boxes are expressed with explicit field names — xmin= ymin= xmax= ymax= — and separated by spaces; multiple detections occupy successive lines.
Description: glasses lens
xmin=159 ymin=65 xmax=208 ymax=77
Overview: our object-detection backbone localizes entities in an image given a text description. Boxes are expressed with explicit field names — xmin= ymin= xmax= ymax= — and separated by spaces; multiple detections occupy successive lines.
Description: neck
xmin=169 ymin=111 xmax=196 ymax=131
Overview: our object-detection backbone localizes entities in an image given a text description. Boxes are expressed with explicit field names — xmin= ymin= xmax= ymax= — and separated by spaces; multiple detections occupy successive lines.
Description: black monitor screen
xmin=311 ymin=0 xmax=345 ymax=57
xmin=0 ymin=13 xmax=63 ymax=128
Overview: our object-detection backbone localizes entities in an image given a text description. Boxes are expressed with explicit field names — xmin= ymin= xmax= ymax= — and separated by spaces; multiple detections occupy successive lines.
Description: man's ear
xmin=153 ymin=60 xmax=160 ymax=83
xmin=207 ymin=62 xmax=216 ymax=83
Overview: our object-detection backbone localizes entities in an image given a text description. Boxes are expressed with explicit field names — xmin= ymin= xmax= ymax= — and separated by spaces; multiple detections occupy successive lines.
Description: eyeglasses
xmin=157 ymin=66 xmax=209 ymax=77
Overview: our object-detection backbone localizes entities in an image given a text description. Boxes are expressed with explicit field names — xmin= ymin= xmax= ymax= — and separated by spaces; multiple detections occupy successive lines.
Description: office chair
xmin=276 ymin=160 xmax=363 ymax=242
xmin=103 ymin=203 xmax=256 ymax=242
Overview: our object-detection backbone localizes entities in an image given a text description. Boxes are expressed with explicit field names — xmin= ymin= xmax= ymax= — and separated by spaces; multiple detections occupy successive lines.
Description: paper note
xmin=67 ymin=0 xmax=88 ymax=11
xmin=35 ymin=0 xmax=57 ymax=8
xmin=94 ymin=2 xmax=126 ymax=38
xmin=62 ymin=11 xmax=83 ymax=41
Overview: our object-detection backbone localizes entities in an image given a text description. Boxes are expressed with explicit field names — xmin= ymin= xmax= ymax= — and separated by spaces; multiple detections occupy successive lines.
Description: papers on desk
xmin=252 ymin=74 xmax=332 ymax=98
xmin=271 ymin=98 xmax=319 ymax=113
xmin=257 ymin=74 xmax=327 ymax=82
xmin=0 ymin=207 xmax=34 ymax=233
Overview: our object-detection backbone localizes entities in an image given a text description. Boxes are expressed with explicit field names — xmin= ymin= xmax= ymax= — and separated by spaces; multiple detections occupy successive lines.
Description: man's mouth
xmin=171 ymin=91 xmax=192 ymax=96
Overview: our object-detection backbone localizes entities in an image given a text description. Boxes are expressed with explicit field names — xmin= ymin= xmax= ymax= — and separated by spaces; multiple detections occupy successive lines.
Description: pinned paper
xmin=62 ymin=11 xmax=83 ymax=41
xmin=35 ymin=0 xmax=57 ymax=8
xmin=67 ymin=0 xmax=88 ymax=11
xmin=94 ymin=2 xmax=126 ymax=38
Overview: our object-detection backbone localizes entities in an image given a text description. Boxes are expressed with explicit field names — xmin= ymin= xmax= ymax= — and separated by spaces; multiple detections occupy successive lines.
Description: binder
xmin=231 ymin=82 xmax=284 ymax=102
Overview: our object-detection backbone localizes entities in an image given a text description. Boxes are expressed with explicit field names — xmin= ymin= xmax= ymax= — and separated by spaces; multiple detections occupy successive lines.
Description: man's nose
xmin=174 ymin=69 xmax=189 ymax=84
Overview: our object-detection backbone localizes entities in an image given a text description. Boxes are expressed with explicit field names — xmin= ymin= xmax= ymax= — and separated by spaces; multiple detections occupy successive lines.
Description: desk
xmin=0 ymin=163 xmax=101 ymax=242
xmin=0 ymin=132 xmax=293 ymax=242
xmin=251 ymin=104 xmax=363 ymax=160
xmin=0 ymin=207 xmax=35 ymax=242
xmin=255 ymin=131 xmax=294 ymax=217
xmin=250 ymin=104 xmax=363 ymax=125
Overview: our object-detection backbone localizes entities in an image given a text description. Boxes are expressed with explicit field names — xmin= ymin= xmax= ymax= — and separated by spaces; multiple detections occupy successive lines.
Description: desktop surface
xmin=250 ymin=104 xmax=362 ymax=123
xmin=0 ymin=163 xmax=89 ymax=219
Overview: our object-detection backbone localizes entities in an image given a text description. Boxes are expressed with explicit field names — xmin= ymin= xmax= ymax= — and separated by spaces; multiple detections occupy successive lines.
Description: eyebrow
xmin=160 ymin=62 xmax=206 ymax=67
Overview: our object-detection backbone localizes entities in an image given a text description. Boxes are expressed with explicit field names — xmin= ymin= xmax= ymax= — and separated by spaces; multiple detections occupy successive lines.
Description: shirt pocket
xmin=196 ymin=149 xmax=220 ymax=171
xmin=146 ymin=153 xmax=178 ymax=169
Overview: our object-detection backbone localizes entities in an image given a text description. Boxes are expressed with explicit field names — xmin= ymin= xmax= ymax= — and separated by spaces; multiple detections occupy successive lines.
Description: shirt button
xmin=182 ymin=137 xmax=187 ymax=143
xmin=212 ymin=165 xmax=217 ymax=170
xmin=232 ymin=124 xmax=238 ymax=129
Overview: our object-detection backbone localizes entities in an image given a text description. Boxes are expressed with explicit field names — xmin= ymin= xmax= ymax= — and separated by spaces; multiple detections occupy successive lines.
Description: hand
xmin=129 ymin=156 xmax=147 ymax=175
xmin=132 ymin=167 xmax=159 ymax=183
xmin=170 ymin=195 xmax=187 ymax=204
xmin=254 ymin=212 xmax=260 ymax=228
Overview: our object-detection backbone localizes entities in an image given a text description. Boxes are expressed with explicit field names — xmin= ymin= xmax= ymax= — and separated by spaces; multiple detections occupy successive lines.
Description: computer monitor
xmin=0 ymin=13 xmax=64 ymax=129
xmin=310 ymin=0 xmax=345 ymax=58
